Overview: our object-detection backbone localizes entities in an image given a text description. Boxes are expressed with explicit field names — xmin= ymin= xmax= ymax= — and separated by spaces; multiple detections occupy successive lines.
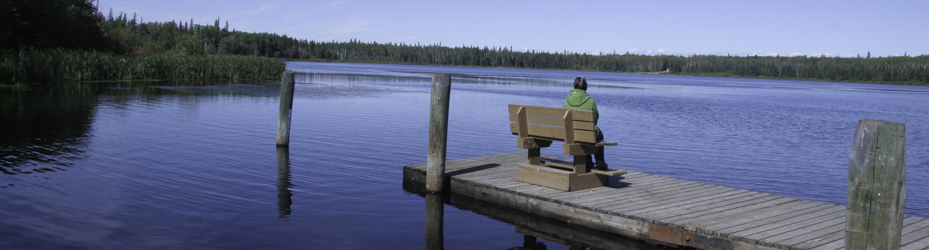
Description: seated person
xmin=563 ymin=77 xmax=608 ymax=170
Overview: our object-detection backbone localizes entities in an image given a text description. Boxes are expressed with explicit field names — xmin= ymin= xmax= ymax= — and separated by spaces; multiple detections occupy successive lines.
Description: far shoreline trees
xmin=1 ymin=0 xmax=926 ymax=85
xmin=101 ymin=11 xmax=926 ymax=85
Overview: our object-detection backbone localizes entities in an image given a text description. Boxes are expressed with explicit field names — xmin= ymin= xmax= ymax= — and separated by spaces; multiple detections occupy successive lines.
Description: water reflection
xmin=446 ymin=194 xmax=663 ymax=250
xmin=0 ymin=85 xmax=97 ymax=175
xmin=402 ymin=179 xmax=663 ymax=250
xmin=426 ymin=193 xmax=444 ymax=250
xmin=0 ymin=82 xmax=284 ymax=177
xmin=276 ymin=147 xmax=293 ymax=218
xmin=512 ymin=234 xmax=549 ymax=250
xmin=449 ymin=194 xmax=663 ymax=249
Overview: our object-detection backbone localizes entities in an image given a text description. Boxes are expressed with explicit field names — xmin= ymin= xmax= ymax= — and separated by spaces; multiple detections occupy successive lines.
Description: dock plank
xmin=532 ymin=174 xmax=667 ymax=205
xmin=901 ymin=222 xmax=929 ymax=249
xmin=568 ymin=179 xmax=694 ymax=208
xmin=622 ymin=189 xmax=759 ymax=220
xmin=459 ymin=169 xmax=518 ymax=182
xmin=654 ymin=195 xmax=792 ymax=223
xmin=595 ymin=182 xmax=734 ymax=212
xmin=576 ymin=177 xmax=707 ymax=207
xmin=672 ymin=198 xmax=801 ymax=226
xmin=903 ymin=235 xmax=929 ymax=250
xmin=572 ymin=181 xmax=708 ymax=209
xmin=478 ymin=175 xmax=520 ymax=185
xmin=401 ymin=152 xmax=929 ymax=250
xmin=706 ymin=202 xmax=833 ymax=236
xmin=778 ymin=221 xmax=845 ymax=248
xmin=544 ymin=188 xmax=617 ymax=205
xmin=790 ymin=230 xmax=844 ymax=250
xmin=603 ymin=183 xmax=743 ymax=211
xmin=717 ymin=203 xmax=843 ymax=239
xmin=903 ymin=215 xmax=929 ymax=231
xmin=810 ymin=239 xmax=844 ymax=250
xmin=687 ymin=200 xmax=820 ymax=234
xmin=648 ymin=194 xmax=782 ymax=224
xmin=741 ymin=209 xmax=846 ymax=245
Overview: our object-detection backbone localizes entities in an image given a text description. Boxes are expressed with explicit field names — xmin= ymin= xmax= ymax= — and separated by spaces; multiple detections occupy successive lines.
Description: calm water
xmin=2 ymin=62 xmax=927 ymax=249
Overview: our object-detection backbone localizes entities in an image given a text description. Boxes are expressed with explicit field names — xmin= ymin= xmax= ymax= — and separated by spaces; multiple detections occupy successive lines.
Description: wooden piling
xmin=426 ymin=74 xmax=451 ymax=193
xmin=846 ymin=119 xmax=906 ymax=249
xmin=426 ymin=193 xmax=444 ymax=250
xmin=276 ymin=71 xmax=296 ymax=147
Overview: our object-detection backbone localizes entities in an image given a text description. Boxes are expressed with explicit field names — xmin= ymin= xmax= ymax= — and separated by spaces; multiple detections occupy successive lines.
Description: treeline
xmin=0 ymin=0 xmax=105 ymax=50
xmin=2 ymin=0 xmax=927 ymax=85
xmin=1 ymin=0 xmax=285 ymax=84
xmin=104 ymin=9 xmax=926 ymax=85
xmin=2 ymin=48 xmax=284 ymax=83
xmin=676 ymin=54 xmax=928 ymax=84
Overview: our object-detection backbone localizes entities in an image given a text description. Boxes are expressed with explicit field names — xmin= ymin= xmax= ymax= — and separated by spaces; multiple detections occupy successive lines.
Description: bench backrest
xmin=508 ymin=104 xmax=597 ymax=144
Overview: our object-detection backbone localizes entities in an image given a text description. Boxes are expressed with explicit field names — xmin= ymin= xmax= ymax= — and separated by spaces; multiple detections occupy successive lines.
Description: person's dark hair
xmin=573 ymin=77 xmax=587 ymax=91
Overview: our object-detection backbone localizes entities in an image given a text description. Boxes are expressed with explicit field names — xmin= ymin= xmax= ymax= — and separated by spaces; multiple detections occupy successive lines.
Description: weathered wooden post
xmin=425 ymin=193 xmax=444 ymax=250
xmin=846 ymin=119 xmax=906 ymax=249
xmin=276 ymin=71 xmax=296 ymax=147
xmin=426 ymin=74 xmax=451 ymax=193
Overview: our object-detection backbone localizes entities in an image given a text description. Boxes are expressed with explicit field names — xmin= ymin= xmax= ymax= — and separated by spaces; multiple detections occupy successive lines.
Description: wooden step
xmin=544 ymin=162 xmax=575 ymax=171
xmin=517 ymin=163 xmax=608 ymax=191
xmin=591 ymin=167 xmax=627 ymax=176
xmin=541 ymin=159 xmax=627 ymax=177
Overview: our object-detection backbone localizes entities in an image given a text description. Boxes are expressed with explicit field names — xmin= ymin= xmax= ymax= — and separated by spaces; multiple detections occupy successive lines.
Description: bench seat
xmin=509 ymin=104 xmax=623 ymax=191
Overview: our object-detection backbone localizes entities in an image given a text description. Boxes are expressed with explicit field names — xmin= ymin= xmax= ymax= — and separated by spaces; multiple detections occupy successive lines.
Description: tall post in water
xmin=846 ymin=119 xmax=906 ymax=249
xmin=426 ymin=74 xmax=451 ymax=193
xmin=276 ymin=71 xmax=296 ymax=147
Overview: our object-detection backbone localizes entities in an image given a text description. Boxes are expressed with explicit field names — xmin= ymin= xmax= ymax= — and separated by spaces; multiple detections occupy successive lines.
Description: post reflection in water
xmin=443 ymin=192 xmax=664 ymax=250
xmin=276 ymin=147 xmax=293 ymax=218
xmin=513 ymin=234 xmax=548 ymax=250
xmin=425 ymin=193 xmax=444 ymax=250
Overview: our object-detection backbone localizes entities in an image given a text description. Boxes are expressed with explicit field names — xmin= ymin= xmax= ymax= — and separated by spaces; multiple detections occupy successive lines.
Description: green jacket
xmin=563 ymin=89 xmax=599 ymax=131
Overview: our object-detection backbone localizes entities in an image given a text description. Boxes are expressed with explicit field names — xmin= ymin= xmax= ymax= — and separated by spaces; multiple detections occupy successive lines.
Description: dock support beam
xmin=846 ymin=119 xmax=906 ymax=249
xmin=276 ymin=71 xmax=296 ymax=147
xmin=426 ymin=74 xmax=451 ymax=193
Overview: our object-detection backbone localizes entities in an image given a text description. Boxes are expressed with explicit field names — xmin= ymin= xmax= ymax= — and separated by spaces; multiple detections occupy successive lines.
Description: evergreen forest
xmin=2 ymin=0 xmax=927 ymax=85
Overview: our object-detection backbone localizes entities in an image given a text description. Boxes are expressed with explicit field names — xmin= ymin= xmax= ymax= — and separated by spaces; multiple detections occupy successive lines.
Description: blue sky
xmin=98 ymin=0 xmax=928 ymax=57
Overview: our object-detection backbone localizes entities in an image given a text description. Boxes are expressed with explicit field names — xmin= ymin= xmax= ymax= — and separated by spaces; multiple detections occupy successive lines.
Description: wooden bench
xmin=509 ymin=104 xmax=626 ymax=191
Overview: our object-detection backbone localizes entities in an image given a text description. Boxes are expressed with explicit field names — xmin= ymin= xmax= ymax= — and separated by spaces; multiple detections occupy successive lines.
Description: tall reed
xmin=1 ymin=47 xmax=285 ymax=84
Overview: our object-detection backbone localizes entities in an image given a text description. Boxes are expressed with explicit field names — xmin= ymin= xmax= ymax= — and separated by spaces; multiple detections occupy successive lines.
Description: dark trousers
xmin=586 ymin=129 xmax=606 ymax=168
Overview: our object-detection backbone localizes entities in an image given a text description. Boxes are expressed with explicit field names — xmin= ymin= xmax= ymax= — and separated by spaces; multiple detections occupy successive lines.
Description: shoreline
xmin=287 ymin=60 xmax=928 ymax=86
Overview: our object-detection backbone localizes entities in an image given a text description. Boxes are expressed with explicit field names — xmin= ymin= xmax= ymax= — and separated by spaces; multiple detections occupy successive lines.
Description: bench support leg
xmin=569 ymin=172 xmax=608 ymax=191
xmin=573 ymin=156 xmax=588 ymax=174
xmin=528 ymin=148 xmax=541 ymax=165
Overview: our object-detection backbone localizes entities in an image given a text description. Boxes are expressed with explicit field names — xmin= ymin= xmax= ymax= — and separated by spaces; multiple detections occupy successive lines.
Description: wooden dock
xmin=402 ymin=152 xmax=929 ymax=250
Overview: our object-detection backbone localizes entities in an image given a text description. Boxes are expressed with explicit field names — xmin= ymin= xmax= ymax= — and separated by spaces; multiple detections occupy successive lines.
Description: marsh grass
xmin=1 ymin=48 xmax=285 ymax=84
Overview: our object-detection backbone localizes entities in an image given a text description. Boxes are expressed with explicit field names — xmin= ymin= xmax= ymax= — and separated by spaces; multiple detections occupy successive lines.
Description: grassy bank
xmin=1 ymin=48 xmax=285 ymax=84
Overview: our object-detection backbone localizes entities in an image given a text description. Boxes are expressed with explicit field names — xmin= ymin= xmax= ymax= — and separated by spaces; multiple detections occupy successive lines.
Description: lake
xmin=2 ymin=61 xmax=927 ymax=249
